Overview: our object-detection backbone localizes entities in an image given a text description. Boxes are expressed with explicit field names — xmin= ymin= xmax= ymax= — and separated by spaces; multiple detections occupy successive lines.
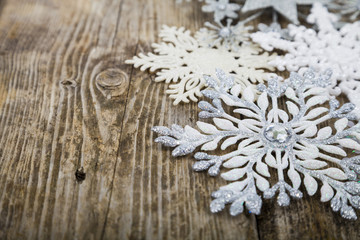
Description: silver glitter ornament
xmin=153 ymin=68 xmax=360 ymax=219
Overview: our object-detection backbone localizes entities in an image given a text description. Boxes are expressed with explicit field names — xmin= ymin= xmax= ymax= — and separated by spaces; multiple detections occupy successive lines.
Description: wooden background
xmin=0 ymin=0 xmax=359 ymax=239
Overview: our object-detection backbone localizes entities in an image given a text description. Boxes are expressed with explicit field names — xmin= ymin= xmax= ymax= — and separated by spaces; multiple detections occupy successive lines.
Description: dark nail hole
xmin=75 ymin=167 xmax=86 ymax=182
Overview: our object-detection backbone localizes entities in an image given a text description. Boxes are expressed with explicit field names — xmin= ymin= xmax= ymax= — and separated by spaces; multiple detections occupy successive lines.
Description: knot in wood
xmin=60 ymin=79 xmax=77 ymax=88
xmin=95 ymin=68 xmax=128 ymax=99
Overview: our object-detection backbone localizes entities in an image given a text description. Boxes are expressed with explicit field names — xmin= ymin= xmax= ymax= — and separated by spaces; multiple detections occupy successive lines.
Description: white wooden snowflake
xmin=152 ymin=69 xmax=360 ymax=219
xmin=126 ymin=25 xmax=276 ymax=105
xmin=251 ymin=3 xmax=360 ymax=115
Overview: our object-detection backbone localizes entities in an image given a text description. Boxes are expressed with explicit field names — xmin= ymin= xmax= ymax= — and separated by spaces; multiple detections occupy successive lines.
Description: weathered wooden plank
xmin=0 ymin=0 xmax=133 ymax=239
xmin=0 ymin=0 xmax=258 ymax=239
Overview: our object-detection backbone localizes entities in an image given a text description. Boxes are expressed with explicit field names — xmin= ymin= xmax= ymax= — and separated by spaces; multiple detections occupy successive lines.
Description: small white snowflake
xmin=152 ymin=69 xmax=360 ymax=220
xmin=126 ymin=25 xmax=276 ymax=105
xmin=201 ymin=0 xmax=241 ymax=22
xmin=251 ymin=3 xmax=360 ymax=115
xmin=197 ymin=12 xmax=264 ymax=51
xmin=197 ymin=19 xmax=252 ymax=51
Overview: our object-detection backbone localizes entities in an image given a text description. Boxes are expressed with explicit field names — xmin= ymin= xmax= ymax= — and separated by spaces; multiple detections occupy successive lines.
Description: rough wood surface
xmin=0 ymin=0 xmax=359 ymax=239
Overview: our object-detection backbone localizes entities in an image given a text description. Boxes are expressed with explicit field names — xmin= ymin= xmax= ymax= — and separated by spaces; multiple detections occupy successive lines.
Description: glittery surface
xmin=152 ymin=69 xmax=360 ymax=219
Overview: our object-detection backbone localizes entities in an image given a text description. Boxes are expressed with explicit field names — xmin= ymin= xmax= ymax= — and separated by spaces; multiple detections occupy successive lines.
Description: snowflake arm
xmin=152 ymin=68 xmax=360 ymax=219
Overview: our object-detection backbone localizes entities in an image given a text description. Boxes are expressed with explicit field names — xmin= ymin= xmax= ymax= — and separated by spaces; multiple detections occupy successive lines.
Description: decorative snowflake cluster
xmin=251 ymin=3 xmax=360 ymax=115
xmin=126 ymin=25 xmax=276 ymax=105
xmin=152 ymin=69 xmax=360 ymax=220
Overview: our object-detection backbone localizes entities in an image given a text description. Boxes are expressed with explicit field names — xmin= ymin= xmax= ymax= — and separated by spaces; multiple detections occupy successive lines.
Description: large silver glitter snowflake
xmin=126 ymin=25 xmax=276 ymax=105
xmin=251 ymin=3 xmax=360 ymax=116
xmin=152 ymin=68 xmax=360 ymax=220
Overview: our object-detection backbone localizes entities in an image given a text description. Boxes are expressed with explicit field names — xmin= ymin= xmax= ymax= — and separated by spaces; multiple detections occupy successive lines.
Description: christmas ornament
xmin=251 ymin=3 xmax=360 ymax=115
xmin=126 ymin=25 xmax=276 ymax=105
xmin=152 ymin=68 xmax=360 ymax=220
xmin=241 ymin=0 xmax=331 ymax=24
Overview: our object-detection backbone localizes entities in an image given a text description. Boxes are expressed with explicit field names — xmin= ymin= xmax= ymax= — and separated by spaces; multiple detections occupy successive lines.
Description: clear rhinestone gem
xmin=219 ymin=27 xmax=231 ymax=38
xmin=264 ymin=124 xmax=291 ymax=144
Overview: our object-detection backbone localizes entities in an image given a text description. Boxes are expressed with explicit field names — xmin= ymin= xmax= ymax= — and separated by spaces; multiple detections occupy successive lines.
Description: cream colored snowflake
xmin=126 ymin=25 xmax=277 ymax=105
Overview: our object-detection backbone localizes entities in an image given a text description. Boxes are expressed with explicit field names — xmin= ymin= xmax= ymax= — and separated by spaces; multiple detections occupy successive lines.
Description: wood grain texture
xmin=0 ymin=0 xmax=359 ymax=239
